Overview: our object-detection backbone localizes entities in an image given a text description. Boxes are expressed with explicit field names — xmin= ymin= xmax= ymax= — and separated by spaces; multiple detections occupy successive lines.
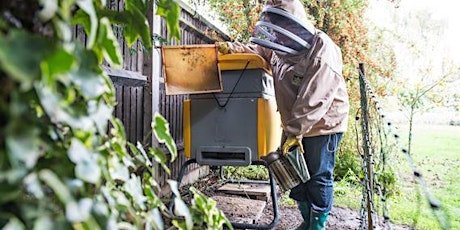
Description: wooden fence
xmin=96 ymin=0 xmax=231 ymax=188
xmin=155 ymin=2 xmax=230 ymax=187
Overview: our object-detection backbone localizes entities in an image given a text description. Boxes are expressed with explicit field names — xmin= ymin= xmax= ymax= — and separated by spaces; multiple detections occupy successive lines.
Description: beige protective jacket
xmin=228 ymin=0 xmax=349 ymax=138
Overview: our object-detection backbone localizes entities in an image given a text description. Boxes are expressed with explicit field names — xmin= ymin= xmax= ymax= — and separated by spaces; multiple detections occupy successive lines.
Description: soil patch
xmin=178 ymin=171 xmax=412 ymax=230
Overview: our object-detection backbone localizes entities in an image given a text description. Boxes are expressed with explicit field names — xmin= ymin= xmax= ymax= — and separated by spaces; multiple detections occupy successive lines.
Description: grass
xmin=335 ymin=124 xmax=460 ymax=229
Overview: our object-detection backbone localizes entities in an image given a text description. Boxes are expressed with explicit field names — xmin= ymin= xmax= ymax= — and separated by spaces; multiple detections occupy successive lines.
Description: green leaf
xmin=149 ymin=147 xmax=170 ymax=175
xmin=58 ymin=0 xmax=76 ymax=21
xmin=72 ymin=9 xmax=91 ymax=31
xmin=38 ymin=0 xmax=58 ymax=22
xmin=110 ymin=118 xmax=127 ymax=141
xmin=97 ymin=18 xmax=122 ymax=68
xmin=146 ymin=208 xmax=164 ymax=230
xmin=152 ymin=112 xmax=177 ymax=161
xmin=88 ymin=101 xmax=112 ymax=132
xmin=68 ymin=139 xmax=101 ymax=184
xmin=39 ymin=169 xmax=73 ymax=203
xmin=76 ymin=0 xmax=98 ymax=48
xmin=168 ymin=180 xmax=192 ymax=230
xmin=0 ymin=30 xmax=54 ymax=90
xmin=136 ymin=142 xmax=153 ymax=167
xmin=108 ymin=155 xmax=129 ymax=182
xmin=75 ymin=158 xmax=101 ymax=184
xmin=68 ymin=138 xmax=92 ymax=163
xmin=33 ymin=215 xmax=53 ymax=230
xmin=128 ymin=0 xmax=149 ymax=13
xmin=3 ymin=217 xmax=25 ymax=230
xmin=69 ymin=70 xmax=107 ymax=99
xmin=6 ymin=122 xmax=42 ymax=169
xmin=40 ymin=47 xmax=75 ymax=86
xmin=0 ymin=181 xmax=22 ymax=204
xmin=112 ymin=191 xmax=130 ymax=210
xmin=124 ymin=174 xmax=147 ymax=210
xmin=24 ymin=173 xmax=45 ymax=199
xmin=156 ymin=0 xmax=181 ymax=41
xmin=124 ymin=2 xmax=152 ymax=48
xmin=65 ymin=198 xmax=93 ymax=223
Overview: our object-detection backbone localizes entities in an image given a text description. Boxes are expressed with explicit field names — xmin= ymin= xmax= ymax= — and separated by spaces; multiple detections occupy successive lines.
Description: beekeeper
xmin=217 ymin=0 xmax=350 ymax=229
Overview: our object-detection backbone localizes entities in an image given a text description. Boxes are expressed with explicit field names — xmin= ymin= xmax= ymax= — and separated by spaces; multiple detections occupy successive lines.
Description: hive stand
xmin=169 ymin=158 xmax=279 ymax=229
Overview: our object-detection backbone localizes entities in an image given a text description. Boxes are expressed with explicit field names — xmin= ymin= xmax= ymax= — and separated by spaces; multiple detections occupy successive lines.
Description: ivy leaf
xmin=6 ymin=122 xmax=42 ymax=169
xmin=152 ymin=112 xmax=177 ymax=162
xmin=87 ymin=101 xmax=112 ymax=132
xmin=168 ymin=180 xmax=192 ymax=230
xmin=149 ymin=147 xmax=170 ymax=175
xmin=2 ymin=217 xmax=25 ymax=230
xmin=136 ymin=141 xmax=153 ymax=167
xmin=24 ymin=173 xmax=45 ymax=199
xmin=68 ymin=138 xmax=101 ymax=184
xmin=39 ymin=169 xmax=73 ymax=204
xmin=0 ymin=30 xmax=53 ymax=90
xmin=124 ymin=174 xmax=147 ymax=210
xmin=33 ymin=215 xmax=53 ymax=230
xmin=68 ymin=138 xmax=91 ymax=163
xmin=156 ymin=0 xmax=181 ymax=41
xmin=128 ymin=0 xmax=149 ymax=13
xmin=40 ymin=47 xmax=75 ymax=86
xmin=98 ymin=18 xmax=122 ymax=68
xmin=65 ymin=198 xmax=93 ymax=223
xmin=69 ymin=69 xmax=106 ymax=99
xmin=108 ymin=155 xmax=129 ymax=182
xmin=124 ymin=2 xmax=152 ymax=48
xmin=38 ymin=0 xmax=58 ymax=22
xmin=147 ymin=208 xmax=164 ymax=230
xmin=76 ymin=0 xmax=98 ymax=48
xmin=75 ymin=158 xmax=101 ymax=184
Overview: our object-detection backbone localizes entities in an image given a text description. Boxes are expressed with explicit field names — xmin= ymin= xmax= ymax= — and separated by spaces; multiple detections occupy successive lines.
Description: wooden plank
xmin=130 ymin=87 xmax=137 ymax=143
xmin=211 ymin=195 xmax=266 ymax=224
xmin=104 ymin=66 xmax=147 ymax=87
xmin=217 ymin=183 xmax=271 ymax=201
xmin=122 ymin=87 xmax=131 ymax=142
xmin=115 ymin=84 xmax=123 ymax=120
xmin=130 ymin=42 xmax=137 ymax=72
xmin=136 ymin=87 xmax=143 ymax=144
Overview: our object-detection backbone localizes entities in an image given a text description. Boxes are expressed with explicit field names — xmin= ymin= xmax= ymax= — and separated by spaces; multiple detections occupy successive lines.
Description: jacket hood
xmin=265 ymin=0 xmax=311 ymax=26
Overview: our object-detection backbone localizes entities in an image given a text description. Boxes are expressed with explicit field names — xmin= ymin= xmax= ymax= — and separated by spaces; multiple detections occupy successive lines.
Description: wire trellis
xmin=357 ymin=63 xmax=451 ymax=230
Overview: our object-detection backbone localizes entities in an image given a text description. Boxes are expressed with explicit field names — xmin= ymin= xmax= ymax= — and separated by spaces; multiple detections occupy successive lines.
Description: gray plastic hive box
xmin=183 ymin=54 xmax=282 ymax=166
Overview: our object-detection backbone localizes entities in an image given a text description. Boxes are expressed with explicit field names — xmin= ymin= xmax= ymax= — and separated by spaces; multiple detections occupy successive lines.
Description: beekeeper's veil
xmin=250 ymin=0 xmax=316 ymax=55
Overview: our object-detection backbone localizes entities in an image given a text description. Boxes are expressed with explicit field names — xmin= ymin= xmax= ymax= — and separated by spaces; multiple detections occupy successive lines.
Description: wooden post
xmin=359 ymin=63 xmax=374 ymax=229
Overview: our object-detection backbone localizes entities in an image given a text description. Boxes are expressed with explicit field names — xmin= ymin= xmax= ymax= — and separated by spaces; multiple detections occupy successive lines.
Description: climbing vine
xmin=0 ymin=0 xmax=231 ymax=229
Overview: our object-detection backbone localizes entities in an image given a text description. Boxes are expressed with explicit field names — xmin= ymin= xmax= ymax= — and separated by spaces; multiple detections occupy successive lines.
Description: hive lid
xmin=161 ymin=45 xmax=223 ymax=95
xmin=219 ymin=53 xmax=271 ymax=73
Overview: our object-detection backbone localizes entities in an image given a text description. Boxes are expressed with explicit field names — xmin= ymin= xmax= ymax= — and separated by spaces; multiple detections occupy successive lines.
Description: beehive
xmin=183 ymin=53 xmax=282 ymax=166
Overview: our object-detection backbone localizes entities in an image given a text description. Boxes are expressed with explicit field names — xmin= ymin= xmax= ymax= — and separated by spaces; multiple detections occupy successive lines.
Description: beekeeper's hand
xmin=216 ymin=42 xmax=232 ymax=54
xmin=282 ymin=136 xmax=304 ymax=154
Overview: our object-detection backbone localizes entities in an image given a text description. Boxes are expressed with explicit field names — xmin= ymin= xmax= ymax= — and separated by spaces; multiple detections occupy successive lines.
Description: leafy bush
xmin=0 ymin=0 xmax=232 ymax=229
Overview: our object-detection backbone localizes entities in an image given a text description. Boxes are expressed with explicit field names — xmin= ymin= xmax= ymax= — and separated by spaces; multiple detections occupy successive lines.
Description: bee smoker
xmin=262 ymin=149 xmax=309 ymax=192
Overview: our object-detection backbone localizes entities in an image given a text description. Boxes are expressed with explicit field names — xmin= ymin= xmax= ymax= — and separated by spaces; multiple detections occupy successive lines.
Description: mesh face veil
xmin=250 ymin=6 xmax=315 ymax=55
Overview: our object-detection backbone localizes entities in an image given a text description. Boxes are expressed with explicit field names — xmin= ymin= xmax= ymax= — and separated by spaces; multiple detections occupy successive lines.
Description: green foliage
xmin=187 ymin=187 xmax=233 ymax=230
xmin=334 ymin=135 xmax=361 ymax=182
xmin=193 ymin=0 xmax=263 ymax=42
xmin=0 ymin=0 xmax=228 ymax=229
xmin=223 ymin=165 xmax=269 ymax=181
xmin=156 ymin=0 xmax=181 ymax=41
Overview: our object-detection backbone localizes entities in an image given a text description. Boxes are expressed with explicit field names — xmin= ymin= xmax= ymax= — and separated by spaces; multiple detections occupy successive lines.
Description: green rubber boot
xmin=309 ymin=209 xmax=329 ymax=230
xmin=294 ymin=201 xmax=310 ymax=230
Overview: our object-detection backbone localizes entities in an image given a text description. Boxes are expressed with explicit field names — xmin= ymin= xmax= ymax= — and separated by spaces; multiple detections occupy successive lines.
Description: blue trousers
xmin=289 ymin=133 xmax=343 ymax=213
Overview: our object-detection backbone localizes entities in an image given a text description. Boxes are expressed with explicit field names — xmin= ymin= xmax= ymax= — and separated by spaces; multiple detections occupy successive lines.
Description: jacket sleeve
xmin=284 ymin=57 xmax=343 ymax=138
xmin=228 ymin=42 xmax=273 ymax=63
